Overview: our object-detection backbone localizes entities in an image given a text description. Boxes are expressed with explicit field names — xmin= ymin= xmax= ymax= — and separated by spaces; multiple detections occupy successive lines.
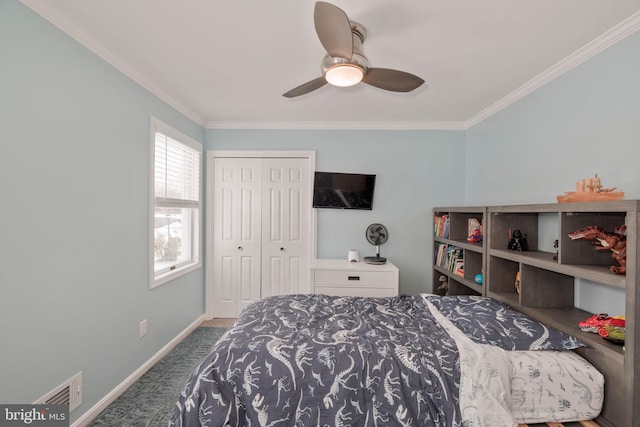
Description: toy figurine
xmin=508 ymin=229 xmax=528 ymax=251
xmin=437 ymin=275 xmax=449 ymax=295
xmin=578 ymin=313 xmax=625 ymax=333
xmin=568 ymin=225 xmax=626 ymax=274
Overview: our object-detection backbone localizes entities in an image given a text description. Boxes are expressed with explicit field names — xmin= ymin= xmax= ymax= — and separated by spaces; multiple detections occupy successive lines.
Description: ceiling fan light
xmin=325 ymin=64 xmax=364 ymax=87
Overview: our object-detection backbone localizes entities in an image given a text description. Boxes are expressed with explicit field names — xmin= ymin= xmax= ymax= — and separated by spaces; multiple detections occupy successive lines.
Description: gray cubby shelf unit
xmin=433 ymin=201 xmax=640 ymax=427
xmin=433 ymin=207 xmax=486 ymax=296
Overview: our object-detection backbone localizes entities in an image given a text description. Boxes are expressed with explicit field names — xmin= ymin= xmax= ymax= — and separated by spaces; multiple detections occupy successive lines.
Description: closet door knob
xmin=280 ymin=247 xmax=285 ymax=251
xmin=238 ymin=246 xmax=243 ymax=250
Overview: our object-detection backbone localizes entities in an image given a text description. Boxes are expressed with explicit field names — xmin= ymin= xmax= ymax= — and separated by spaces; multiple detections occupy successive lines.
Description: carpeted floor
xmin=90 ymin=326 xmax=228 ymax=427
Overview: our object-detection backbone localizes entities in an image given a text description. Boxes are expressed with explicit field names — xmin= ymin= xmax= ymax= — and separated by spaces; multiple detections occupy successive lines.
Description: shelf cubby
xmin=433 ymin=207 xmax=486 ymax=296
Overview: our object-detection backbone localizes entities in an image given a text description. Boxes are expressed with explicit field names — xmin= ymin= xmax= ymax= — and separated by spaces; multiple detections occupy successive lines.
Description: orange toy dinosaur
xmin=568 ymin=225 xmax=626 ymax=275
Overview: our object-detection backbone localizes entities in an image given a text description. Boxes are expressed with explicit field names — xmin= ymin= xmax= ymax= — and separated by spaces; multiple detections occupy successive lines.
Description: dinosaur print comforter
xmin=169 ymin=294 xmax=587 ymax=427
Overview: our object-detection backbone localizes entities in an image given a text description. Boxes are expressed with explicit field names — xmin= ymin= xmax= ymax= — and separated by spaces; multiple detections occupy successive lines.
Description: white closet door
xmin=261 ymin=158 xmax=311 ymax=297
xmin=212 ymin=158 xmax=262 ymax=318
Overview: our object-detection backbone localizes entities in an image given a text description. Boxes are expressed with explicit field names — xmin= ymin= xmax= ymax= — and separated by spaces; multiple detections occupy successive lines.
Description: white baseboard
xmin=71 ymin=315 xmax=205 ymax=427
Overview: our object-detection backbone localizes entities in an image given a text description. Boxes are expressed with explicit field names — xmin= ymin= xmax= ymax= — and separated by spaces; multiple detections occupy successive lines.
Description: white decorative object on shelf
xmin=347 ymin=250 xmax=360 ymax=262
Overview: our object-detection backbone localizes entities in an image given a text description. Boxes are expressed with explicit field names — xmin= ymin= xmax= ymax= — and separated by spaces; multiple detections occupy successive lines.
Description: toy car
xmin=578 ymin=313 xmax=625 ymax=333
xmin=598 ymin=325 xmax=625 ymax=345
xmin=467 ymin=229 xmax=482 ymax=243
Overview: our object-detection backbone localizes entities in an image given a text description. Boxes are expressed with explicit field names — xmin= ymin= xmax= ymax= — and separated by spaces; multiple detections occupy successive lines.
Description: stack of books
xmin=434 ymin=215 xmax=449 ymax=238
xmin=435 ymin=243 xmax=464 ymax=277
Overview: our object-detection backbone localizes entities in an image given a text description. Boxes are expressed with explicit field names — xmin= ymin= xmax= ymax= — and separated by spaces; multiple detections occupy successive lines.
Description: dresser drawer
xmin=310 ymin=260 xmax=399 ymax=297
xmin=314 ymin=270 xmax=394 ymax=287
xmin=314 ymin=285 xmax=395 ymax=297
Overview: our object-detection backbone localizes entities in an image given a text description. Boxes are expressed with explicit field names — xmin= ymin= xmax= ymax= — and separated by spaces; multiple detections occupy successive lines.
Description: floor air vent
xmin=36 ymin=372 xmax=82 ymax=412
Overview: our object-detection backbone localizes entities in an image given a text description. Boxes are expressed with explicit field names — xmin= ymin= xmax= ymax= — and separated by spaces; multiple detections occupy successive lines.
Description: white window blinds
xmin=154 ymin=133 xmax=200 ymax=207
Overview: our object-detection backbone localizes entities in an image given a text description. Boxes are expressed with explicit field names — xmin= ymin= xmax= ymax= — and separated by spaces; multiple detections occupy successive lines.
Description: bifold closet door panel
xmin=212 ymin=157 xmax=262 ymax=318
xmin=261 ymin=158 xmax=311 ymax=297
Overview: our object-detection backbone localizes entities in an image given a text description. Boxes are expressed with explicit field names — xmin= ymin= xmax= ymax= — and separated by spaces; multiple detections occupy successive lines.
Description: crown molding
xmin=205 ymin=120 xmax=466 ymax=130
xmin=20 ymin=0 xmax=207 ymax=128
xmin=465 ymin=10 xmax=640 ymax=129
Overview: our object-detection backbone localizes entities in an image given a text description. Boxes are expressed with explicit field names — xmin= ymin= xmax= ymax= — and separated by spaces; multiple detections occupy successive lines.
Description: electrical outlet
xmin=139 ymin=319 xmax=148 ymax=338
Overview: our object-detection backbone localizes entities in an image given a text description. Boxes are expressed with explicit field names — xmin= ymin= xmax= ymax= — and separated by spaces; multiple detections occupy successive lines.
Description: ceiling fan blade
xmin=314 ymin=1 xmax=353 ymax=60
xmin=282 ymin=76 xmax=328 ymax=98
xmin=362 ymin=68 xmax=425 ymax=92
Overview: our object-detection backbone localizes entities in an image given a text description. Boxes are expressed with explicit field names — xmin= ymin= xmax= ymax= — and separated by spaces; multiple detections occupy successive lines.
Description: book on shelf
xmin=435 ymin=243 xmax=463 ymax=271
xmin=434 ymin=215 xmax=450 ymax=239
xmin=445 ymin=246 xmax=463 ymax=271
xmin=454 ymin=259 xmax=464 ymax=277
xmin=442 ymin=245 xmax=451 ymax=267
xmin=435 ymin=243 xmax=447 ymax=266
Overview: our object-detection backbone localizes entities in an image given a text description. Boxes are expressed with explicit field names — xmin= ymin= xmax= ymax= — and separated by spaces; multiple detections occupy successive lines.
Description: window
xmin=150 ymin=117 xmax=202 ymax=287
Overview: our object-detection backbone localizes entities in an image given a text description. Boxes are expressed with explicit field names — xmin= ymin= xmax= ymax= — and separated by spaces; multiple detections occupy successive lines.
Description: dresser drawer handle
xmin=348 ymin=276 xmax=360 ymax=281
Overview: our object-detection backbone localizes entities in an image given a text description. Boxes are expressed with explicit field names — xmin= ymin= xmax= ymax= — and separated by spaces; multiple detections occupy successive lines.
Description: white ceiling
xmin=22 ymin=0 xmax=640 ymax=129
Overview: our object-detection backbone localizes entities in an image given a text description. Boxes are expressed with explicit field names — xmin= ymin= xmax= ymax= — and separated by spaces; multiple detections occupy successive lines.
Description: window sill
xmin=151 ymin=262 xmax=202 ymax=289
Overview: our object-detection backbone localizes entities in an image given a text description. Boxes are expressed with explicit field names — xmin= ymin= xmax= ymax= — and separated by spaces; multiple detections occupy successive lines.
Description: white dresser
xmin=310 ymin=259 xmax=399 ymax=297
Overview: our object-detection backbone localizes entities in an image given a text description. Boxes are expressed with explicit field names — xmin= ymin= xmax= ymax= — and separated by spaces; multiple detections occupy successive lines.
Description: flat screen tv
xmin=312 ymin=171 xmax=376 ymax=210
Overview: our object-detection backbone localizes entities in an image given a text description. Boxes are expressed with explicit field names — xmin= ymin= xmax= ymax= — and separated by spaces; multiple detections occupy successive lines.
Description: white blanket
xmin=423 ymin=296 xmax=517 ymax=427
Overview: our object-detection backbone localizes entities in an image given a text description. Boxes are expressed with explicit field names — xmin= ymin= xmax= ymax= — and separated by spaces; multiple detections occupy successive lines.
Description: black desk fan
xmin=364 ymin=223 xmax=388 ymax=265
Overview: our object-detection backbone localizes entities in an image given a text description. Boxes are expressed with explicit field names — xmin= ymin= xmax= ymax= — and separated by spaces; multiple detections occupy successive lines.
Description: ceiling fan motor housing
xmin=321 ymin=21 xmax=368 ymax=78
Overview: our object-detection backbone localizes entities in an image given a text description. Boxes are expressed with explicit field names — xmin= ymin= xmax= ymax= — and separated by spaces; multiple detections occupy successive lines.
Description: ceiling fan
xmin=283 ymin=1 xmax=425 ymax=98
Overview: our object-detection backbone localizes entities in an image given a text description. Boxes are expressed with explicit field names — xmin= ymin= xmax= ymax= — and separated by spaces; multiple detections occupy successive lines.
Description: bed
xmin=170 ymin=294 xmax=604 ymax=427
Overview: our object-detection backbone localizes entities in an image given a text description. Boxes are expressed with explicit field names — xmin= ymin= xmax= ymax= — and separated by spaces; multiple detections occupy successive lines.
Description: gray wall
xmin=0 ymin=2 xmax=205 ymax=423
xmin=206 ymin=129 xmax=466 ymax=296
xmin=465 ymin=31 xmax=640 ymax=205
xmin=465 ymin=30 xmax=640 ymax=314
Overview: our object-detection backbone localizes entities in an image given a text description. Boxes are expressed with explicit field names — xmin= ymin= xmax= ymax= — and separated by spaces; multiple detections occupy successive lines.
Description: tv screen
xmin=312 ymin=171 xmax=376 ymax=210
